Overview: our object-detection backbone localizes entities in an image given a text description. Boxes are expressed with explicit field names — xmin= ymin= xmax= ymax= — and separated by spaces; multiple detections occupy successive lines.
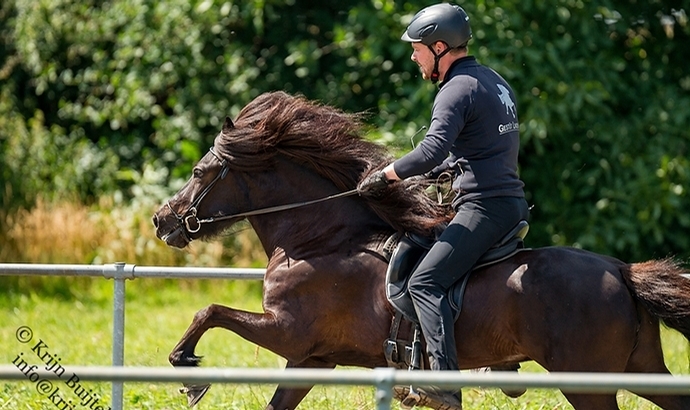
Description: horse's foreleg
xmin=170 ymin=303 xmax=306 ymax=366
xmin=169 ymin=303 xmax=310 ymax=407
xmin=265 ymin=358 xmax=337 ymax=410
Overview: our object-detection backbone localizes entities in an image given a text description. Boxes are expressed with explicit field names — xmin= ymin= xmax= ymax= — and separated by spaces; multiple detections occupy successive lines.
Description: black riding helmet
xmin=401 ymin=3 xmax=472 ymax=83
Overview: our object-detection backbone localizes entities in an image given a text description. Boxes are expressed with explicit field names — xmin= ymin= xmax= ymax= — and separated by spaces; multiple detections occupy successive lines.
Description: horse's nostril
xmin=152 ymin=214 xmax=159 ymax=228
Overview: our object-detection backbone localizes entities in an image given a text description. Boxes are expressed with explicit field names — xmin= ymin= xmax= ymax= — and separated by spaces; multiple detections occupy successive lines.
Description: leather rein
xmin=166 ymin=147 xmax=359 ymax=238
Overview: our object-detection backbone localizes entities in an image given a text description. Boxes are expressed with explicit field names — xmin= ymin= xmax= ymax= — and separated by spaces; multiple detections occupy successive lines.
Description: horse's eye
xmin=193 ymin=168 xmax=204 ymax=179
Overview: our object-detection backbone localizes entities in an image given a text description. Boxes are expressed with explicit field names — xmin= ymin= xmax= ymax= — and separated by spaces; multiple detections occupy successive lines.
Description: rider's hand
xmin=357 ymin=170 xmax=391 ymax=197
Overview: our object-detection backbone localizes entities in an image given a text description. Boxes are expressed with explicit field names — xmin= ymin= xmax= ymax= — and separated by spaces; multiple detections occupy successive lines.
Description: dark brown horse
xmin=152 ymin=91 xmax=690 ymax=410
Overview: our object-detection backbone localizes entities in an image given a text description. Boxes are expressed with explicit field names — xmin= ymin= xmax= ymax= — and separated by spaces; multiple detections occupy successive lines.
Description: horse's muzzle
xmin=153 ymin=211 xmax=191 ymax=248
xmin=159 ymin=226 xmax=190 ymax=249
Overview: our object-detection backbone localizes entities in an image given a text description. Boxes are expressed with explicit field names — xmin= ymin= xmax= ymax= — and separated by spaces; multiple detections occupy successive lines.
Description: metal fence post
xmin=374 ymin=367 xmax=395 ymax=410
xmin=107 ymin=262 xmax=134 ymax=410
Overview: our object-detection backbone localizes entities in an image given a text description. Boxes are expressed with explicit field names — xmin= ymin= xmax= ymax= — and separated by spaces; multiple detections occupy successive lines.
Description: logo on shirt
xmin=498 ymin=121 xmax=519 ymax=135
xmin=497 ymin=84 xmax=516 ymax=119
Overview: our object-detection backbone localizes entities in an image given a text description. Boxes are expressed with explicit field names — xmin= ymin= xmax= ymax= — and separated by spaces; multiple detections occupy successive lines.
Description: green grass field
xmin=1 ymin=277 xmax=688 ymax=410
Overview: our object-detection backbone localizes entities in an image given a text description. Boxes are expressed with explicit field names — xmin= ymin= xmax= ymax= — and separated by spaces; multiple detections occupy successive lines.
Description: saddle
xmin=382 ymin=220 xmax=529 ymax=368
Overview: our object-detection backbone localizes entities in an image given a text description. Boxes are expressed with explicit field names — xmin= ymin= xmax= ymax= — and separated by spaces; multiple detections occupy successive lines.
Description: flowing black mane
xmin=215 ymin=91 xmax=452 ymax=236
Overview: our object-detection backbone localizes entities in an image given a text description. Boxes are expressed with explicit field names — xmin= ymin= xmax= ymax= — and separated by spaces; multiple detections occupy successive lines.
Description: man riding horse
xmin=358 ymin=3 xmax=530 ymax=407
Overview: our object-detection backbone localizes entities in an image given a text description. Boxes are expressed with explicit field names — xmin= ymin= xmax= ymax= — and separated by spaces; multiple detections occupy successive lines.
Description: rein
xmin=167 ymin=147 xmax=359 ymax=237
xmin=195 ymin=189 xmax=359 ymax=224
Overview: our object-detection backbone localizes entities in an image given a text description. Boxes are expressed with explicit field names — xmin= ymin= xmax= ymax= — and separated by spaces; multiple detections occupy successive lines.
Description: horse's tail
xmin=622 ymin=258 xmax=690 ymax=340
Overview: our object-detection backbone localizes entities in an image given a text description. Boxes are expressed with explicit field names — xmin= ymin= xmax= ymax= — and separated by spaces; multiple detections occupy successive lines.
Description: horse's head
xmin=153 ymin=91 xmax=452 ymax=250
xmin=153 ymin=118 xmax=240 ymax=248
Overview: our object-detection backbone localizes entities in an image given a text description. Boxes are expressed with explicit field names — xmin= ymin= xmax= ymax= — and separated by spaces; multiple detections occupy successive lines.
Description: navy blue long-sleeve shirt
xmin=393 ymin=56 xmax=525 ymax=208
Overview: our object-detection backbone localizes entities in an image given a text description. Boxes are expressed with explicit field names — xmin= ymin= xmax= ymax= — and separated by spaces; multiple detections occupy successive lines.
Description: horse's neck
xmin=245 ymin=159 xmax=387 ymax=259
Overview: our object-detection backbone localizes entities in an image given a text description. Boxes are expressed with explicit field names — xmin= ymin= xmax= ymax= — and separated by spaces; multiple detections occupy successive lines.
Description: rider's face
xmin=410 ymin=42 xmax=435 ymax=81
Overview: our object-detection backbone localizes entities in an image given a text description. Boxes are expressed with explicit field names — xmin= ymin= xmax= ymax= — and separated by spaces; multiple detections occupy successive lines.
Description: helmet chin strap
xmin=428 ymin=44 xmax=452 ymax=84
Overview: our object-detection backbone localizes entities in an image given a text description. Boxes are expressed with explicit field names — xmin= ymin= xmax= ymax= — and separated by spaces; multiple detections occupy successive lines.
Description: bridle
xmin=166 ymin=147 xmax=230 ymax=237
xmin=166 ymin=147 xmax=358 ymax=240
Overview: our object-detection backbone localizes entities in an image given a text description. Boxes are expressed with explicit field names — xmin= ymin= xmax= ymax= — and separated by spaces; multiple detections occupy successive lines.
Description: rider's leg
xmin=407 ymin=197 xmax=529 ymax=372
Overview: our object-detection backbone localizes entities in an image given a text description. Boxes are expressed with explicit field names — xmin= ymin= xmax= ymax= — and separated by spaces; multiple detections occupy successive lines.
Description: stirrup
xmin=393 ymin=385 xmax=462 ymax=410
xmin=401 ymin=386 xmax=422 ymax=408
xmin=398 ymin=324 xmax=423 ymax=408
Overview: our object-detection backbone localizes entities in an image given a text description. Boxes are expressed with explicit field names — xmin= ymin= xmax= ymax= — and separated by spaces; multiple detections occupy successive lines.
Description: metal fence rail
xmin=0 ymin=263 xmax=266 ymax=279
xmin=0 ymin=263 xmax=265 ymax=410
xmin=3 ymin=365 xmax=690 ymax=410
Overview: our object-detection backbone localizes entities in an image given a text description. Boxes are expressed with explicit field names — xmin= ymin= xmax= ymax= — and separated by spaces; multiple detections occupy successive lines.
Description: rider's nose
xmin=152 ymin=214 xmax=159 ymax=228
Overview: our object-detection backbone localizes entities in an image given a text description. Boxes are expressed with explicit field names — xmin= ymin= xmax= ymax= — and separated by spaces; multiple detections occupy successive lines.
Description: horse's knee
xmin=193 ymin=303 xmax=221 ymax=322
xmin=169 ymin=350 xmax=183 ymax=365
xmin=168 ymin=304 xmax=224 ymax=367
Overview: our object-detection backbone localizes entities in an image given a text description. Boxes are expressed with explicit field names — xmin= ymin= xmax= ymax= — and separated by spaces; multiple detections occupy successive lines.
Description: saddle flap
xmin=386 ymin=235 xmax=427 ymax=286
xmin=386 ymin=235 xmax=427 ymax=323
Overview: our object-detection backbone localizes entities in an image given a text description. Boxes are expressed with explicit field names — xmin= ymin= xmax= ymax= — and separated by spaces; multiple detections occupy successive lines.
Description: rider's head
xmin=401 ymin=3 xmax=472 ymax=83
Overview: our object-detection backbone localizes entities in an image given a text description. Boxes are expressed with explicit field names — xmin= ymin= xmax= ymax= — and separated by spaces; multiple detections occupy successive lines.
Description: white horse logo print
xmin=497 ymin=84 xmax=516 ymax=118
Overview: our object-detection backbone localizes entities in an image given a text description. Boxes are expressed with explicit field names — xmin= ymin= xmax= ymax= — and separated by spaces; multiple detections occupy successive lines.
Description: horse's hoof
xmin=170 ymin=352 xmax=204 ymax=367
xmin=179 ymin=384 xmax=211 ymax=407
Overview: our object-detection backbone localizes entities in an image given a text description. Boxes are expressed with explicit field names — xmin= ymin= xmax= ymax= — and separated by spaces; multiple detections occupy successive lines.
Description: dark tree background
xmin=1 ymin=0 xmax=688 ymax=262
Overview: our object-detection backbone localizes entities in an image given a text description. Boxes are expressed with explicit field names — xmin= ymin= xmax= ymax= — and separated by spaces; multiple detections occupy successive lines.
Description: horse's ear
xmin=222 ymin=117 xmax=234 ymax=133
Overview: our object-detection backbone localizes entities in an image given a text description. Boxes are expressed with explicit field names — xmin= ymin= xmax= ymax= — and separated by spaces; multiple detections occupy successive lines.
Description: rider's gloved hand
xmin=357 ymin=170 xmax=391 ymax=197
xmin=424 ymin=164 xmax=453 ymax=180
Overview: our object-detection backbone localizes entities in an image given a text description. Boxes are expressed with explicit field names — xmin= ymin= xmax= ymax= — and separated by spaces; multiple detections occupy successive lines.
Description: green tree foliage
xmin=489 ymin=0 xmax=690 ymax=260
xmin=0 ymin=0 xmax=688 ymax=261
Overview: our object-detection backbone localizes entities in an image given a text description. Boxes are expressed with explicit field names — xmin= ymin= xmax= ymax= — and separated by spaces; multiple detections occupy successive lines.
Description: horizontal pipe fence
xmin=0 ymin=263 xmax=265 ymax=410
xmin=3 ymin=365 xmax=690 ymax=410
xmin=2 ymin=263 xmax=690 ymax=410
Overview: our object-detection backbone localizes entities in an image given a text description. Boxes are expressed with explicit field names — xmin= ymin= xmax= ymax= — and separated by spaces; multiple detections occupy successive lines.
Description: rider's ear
xmin=435 ymin=41 xmax=448 ymax=55
xmin=222 ymin=117 xmax=234 ymax=133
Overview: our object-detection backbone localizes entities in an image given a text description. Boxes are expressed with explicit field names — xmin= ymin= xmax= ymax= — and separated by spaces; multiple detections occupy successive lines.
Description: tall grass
xmin=0 ymin=198 xmax=267 ymax=298
xmin=0 ymin=197 xmax=267 ymax=266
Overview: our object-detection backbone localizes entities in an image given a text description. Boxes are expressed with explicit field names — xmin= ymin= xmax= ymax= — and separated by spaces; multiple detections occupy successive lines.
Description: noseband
xmin=166 ymin=147 xmax=230 ymax=239
xmin=166 ymin=147 xmax=358 ymax=241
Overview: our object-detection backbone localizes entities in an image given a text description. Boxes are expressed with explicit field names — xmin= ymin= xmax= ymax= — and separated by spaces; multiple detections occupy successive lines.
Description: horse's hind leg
xmin=624 ymin=310 xmax=690 ymax=410
xmin=266 ymin=358 xmax=337 ymax=410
